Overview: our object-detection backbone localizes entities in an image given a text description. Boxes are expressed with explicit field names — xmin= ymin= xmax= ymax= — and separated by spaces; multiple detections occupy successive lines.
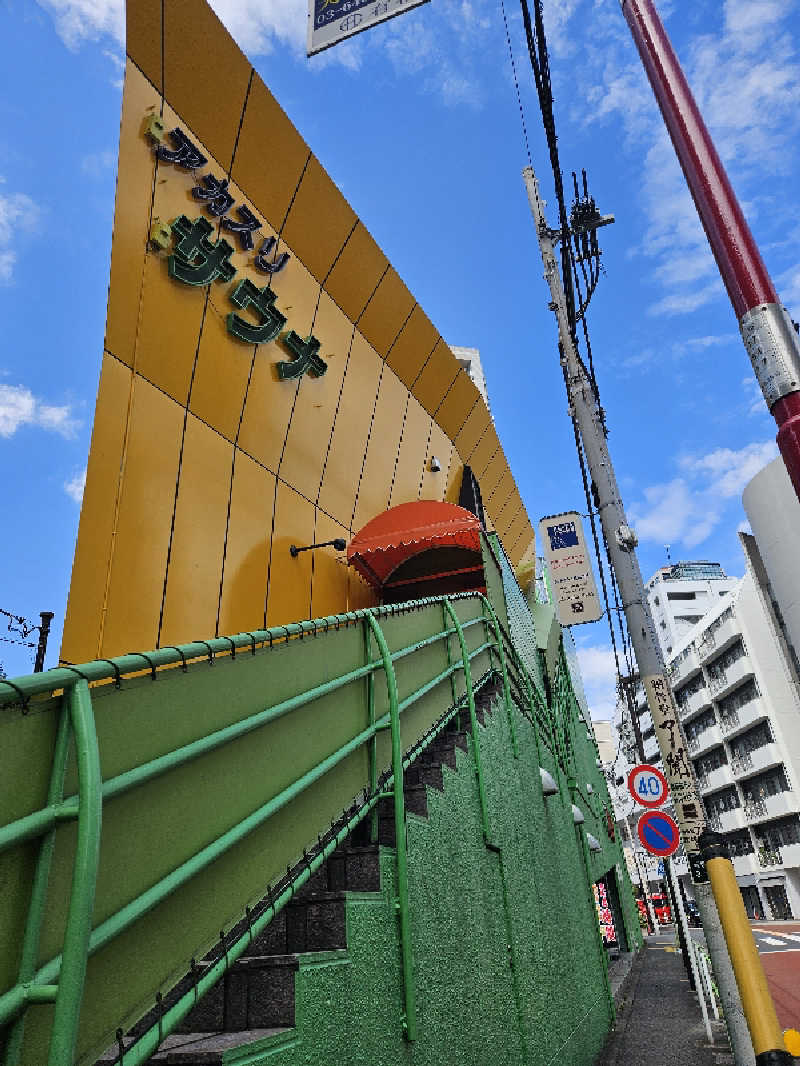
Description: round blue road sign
xmin=637 ymin=809 xmax=680 ymax=857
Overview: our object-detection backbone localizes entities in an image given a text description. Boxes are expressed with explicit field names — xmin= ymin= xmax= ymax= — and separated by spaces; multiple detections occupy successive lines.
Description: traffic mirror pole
xmin=523 ymin=163 xmax=756 ymax=1066
xmin=620 ymin=0 xmax=800 ymax=512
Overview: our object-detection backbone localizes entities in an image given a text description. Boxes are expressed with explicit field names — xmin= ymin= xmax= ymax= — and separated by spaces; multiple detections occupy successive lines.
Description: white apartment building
xmin=743 ymin=456 xmax=800 ymax=676
xmin=608 ymin=556 xmax=800 ymax=920
xmin=645 ymin=560 xmax=739 ymax=658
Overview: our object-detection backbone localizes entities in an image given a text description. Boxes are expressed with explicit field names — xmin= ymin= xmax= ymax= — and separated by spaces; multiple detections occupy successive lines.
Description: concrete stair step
xmin=177 ymin=956 xmax=299 ymax=1033
xmin=150 ymin=1029 xmax=290 ymax=1064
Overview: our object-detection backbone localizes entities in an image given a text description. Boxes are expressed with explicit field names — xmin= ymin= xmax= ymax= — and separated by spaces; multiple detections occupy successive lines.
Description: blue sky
xmin=1 ymin=0 xmax=798 ymax=713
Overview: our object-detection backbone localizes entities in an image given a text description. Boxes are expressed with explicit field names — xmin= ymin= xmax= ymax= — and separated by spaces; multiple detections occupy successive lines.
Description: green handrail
xmin=48 ymin=681 xmax=102 ymax=1066
xmin=0 ymin=588 xmax=623 ymax=1065
xmin=479 ymin=595 xmax=519 ymax=758
xmin=364 ymin=610 xmax=417 ymax=1041
xmin=443 ymin=600 xmax=492 ymax=844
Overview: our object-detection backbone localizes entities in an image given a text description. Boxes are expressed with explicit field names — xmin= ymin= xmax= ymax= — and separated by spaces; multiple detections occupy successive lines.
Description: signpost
xmin=537 ymin=511 xmax=603 ymax=626
xmin=637 ymin=810 xmax=681 ymax=858
xmin=627 ymin=763 xmax=668 ymax=808
xmin=307 ymin=0 xmax=430 ymax=56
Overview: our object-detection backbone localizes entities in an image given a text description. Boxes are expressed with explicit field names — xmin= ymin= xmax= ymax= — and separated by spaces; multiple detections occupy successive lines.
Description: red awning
xmin=347 ymin=500 xmax=482 ymax=590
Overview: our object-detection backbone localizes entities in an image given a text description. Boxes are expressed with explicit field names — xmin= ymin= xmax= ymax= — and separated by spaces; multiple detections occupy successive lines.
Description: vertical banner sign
xmin=308 ymin=0 xmax=431 ymax=56
xmin=537 ymin=511 xmax=603 ymax=626
xmin=642 ymin=675 xmax=704 ymax=854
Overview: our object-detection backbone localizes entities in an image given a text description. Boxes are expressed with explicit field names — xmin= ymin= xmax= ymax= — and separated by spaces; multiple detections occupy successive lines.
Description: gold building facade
xmin=61 ymin=0 xmax=535 ymax=666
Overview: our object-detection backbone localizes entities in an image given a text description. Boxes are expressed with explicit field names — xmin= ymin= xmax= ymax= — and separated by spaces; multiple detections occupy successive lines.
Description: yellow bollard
xmin=701 ymin=830 xmax=791 ymax=1064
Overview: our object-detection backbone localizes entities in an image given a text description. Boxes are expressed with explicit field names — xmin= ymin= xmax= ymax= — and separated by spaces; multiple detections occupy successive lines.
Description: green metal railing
xmin=0 ymin=591 xmax=559 ymax=1066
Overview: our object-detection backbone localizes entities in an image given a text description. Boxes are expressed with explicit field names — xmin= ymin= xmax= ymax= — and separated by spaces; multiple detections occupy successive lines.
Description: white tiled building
xmin=607 ymin=555 xmax=800 ymax=920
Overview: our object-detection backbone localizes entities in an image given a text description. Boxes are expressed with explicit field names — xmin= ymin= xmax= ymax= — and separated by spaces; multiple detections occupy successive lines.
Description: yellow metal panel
xmin=385 ymin=305 xmax=438 ymax=390
xmin=480 ymin=451 xmax=506 ymax=502
xmin=100 ymin=377 xmax=184 ymax=658
xmin=390 ymin=394 xmax=431 ymax=507
xmin=512 ymin=527 xmax=536 ymax=571
xmin=126 ymin=0 xmax=162 ymax=91
xmin=435 ymin=373 xmax=480 ymax=441
xmin=190 ymin=174 xmax=302 ymax=445
xmin=500 ymin=507 xmax=526 ymax=548
xmin=421 ymin=421 xmax=454 ymax=502
xmin=266 ymin=480 xmax=316 ymax=625
xmin=412 ymin=339 xmax=460 ymax=418
xmin=493 ymin=488 xmax=521 ymax=534
xmin=487 ymin=470 xmax=514 ymax=510
xmin=318 ymin=333 xmax=383 ymax=527
xmin=468 ymin=426 xmax=499 ymax=480
xmin=351 ymin=368 xmax=407 ymax=532
xmin=189 ymin=295 xmax=256 ymax=444
xmin=135 ymin=104 xmax=218 ymax=405
xmin=445 ymin=451 xmax=464 ymax=505
xmin=104 ymin=62 xmax=160 ymax=369
xmin=235 ymin=253 xmax=320 ymax=474
xmin=218 ymin=452 xmax=276 ymax=635
xmin=163 ymin=0 xmax=251 ymax=170
xmin=281 ymin=155 xmax=357 ymax=285
xmin=232 ymin=77 xmax=310 ymax=232
xmin=348 ymin=568 xmax=379 ymax=612
xmin=324 ymin=222 xmax=388 ymax=324
xmin=357 ymin=268 xmax=415 ymax=359
xmin=160 ymin=415 xmax=233 ymax=646
xmin=280 ymin=291 xmax=353 ymax=504
xmin=310 ymin=511 xmax=351 ymax=619
xmin=61 ymin=354 xmax=132 ymax=666
xmin=454 ymin=401 xmax=491 ymax=462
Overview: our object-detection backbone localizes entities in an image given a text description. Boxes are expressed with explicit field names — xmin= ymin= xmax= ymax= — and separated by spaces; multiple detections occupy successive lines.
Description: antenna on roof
xmin=664 ymin=544 xmax=672 ymax=563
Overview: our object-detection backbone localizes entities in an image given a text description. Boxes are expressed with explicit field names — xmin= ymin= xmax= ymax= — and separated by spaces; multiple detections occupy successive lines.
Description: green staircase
xmin=0 ymin=538 xmax=640 ymax=1066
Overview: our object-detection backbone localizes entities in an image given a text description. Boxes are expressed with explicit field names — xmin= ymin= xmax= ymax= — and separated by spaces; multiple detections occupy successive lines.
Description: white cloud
xmin=0 ymin=182 xmax=40 ymax=282
xmin=64 ymin=467 xmax=87 ymax=503
xmin=741 ymin=375 xmax=764 ymax=416
xmin=0 ymin=384 xmax=80 ymax=439
xmin=582 ymin=0 xmax=800 ymax=317
xmin=37 ymin=0 xmax=124 ymax=47
xmin=629 ymin=439 xmax=779 ymax=548
xmin=576 ymin=643 xmax=619 ymax=721
xmin=81 ymin=149 xmax=117 ymax=178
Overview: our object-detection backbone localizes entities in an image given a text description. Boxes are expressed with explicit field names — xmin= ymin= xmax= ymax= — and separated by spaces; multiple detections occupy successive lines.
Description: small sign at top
xmin=308 ymin=0 xmax=431 ymax=56
xmin=628 ymin=764 xmax=668 ymax=808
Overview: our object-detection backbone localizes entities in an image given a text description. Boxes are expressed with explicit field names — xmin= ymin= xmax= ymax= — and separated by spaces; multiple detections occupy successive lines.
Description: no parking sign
xmin=627 ymin=764 xmax=668 ymax=808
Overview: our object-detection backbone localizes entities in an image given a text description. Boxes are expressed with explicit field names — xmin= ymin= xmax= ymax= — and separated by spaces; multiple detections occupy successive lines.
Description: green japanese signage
xmin=149 ymin=120 xmax=327 ymax=381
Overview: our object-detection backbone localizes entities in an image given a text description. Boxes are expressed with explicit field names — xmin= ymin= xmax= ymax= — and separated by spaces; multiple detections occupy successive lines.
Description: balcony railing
xmin=698 ymin=630 xmax=716 ymax=656
xmin=708 ymin=671 xmax=726 ymax=696
xmin=758 ymin=846 xmax=782 ymax=868
xmin=744 ymin=798 xmax=768 ymax=821
xmin=706 ymin=813 xmax=722 ymax=832
xmin=730 ymin=750 xmax=754 ymax=775
xmin=719 ymin=708 xmax=740 ymax=734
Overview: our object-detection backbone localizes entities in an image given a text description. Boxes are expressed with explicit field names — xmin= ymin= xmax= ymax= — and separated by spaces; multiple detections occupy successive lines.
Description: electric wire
xmin=500 ymin=0 xmax=533 ymax=168
xmin=516 ymin=0 xmax=641 ymax=750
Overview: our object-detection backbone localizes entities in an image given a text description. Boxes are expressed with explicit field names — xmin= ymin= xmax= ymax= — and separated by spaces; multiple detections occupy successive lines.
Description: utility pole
xmin=523 ymin=164 xmax=756 ymax=1066
xmin=33 ymin=612 xmax=54 ymax=674
xmin=620 ymin=0 xmax=800 ymax=508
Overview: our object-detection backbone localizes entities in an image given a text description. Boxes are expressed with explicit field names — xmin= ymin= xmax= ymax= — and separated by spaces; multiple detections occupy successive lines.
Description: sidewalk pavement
xmin=596 ymin=932 xmax=732 ymax=1066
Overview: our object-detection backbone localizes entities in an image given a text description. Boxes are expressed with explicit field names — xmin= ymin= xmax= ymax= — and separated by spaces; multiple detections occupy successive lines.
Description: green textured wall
xmin=241 ymin=680 xmax=638 ymax=1066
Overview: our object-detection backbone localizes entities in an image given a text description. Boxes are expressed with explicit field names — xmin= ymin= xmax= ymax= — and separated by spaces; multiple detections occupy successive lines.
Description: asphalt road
xmin=688 ymin=921 xmax=800 ymax=1032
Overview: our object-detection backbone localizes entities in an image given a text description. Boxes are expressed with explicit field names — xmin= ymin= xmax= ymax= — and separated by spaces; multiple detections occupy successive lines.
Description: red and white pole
xmin=621 ymin=0 xmax=800 ymax=503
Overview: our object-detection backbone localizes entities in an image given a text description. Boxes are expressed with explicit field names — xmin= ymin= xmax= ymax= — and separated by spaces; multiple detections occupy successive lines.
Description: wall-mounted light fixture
xmin=586 ymin=833 xmax=602 ymax=852
xmin=429 ymin=456 xmax=441 ymax=472
xmin=289 ymin=538 xmax=347 ymax=557
xmin=540 ymin=768 xmax=558 ymax=796
xmin=572 ymin=804 xmax=585 ymax=825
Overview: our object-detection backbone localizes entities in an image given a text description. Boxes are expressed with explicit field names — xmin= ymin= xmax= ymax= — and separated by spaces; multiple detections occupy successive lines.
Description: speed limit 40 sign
xmin=628 ymin=764 xmax=669 ymax=808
